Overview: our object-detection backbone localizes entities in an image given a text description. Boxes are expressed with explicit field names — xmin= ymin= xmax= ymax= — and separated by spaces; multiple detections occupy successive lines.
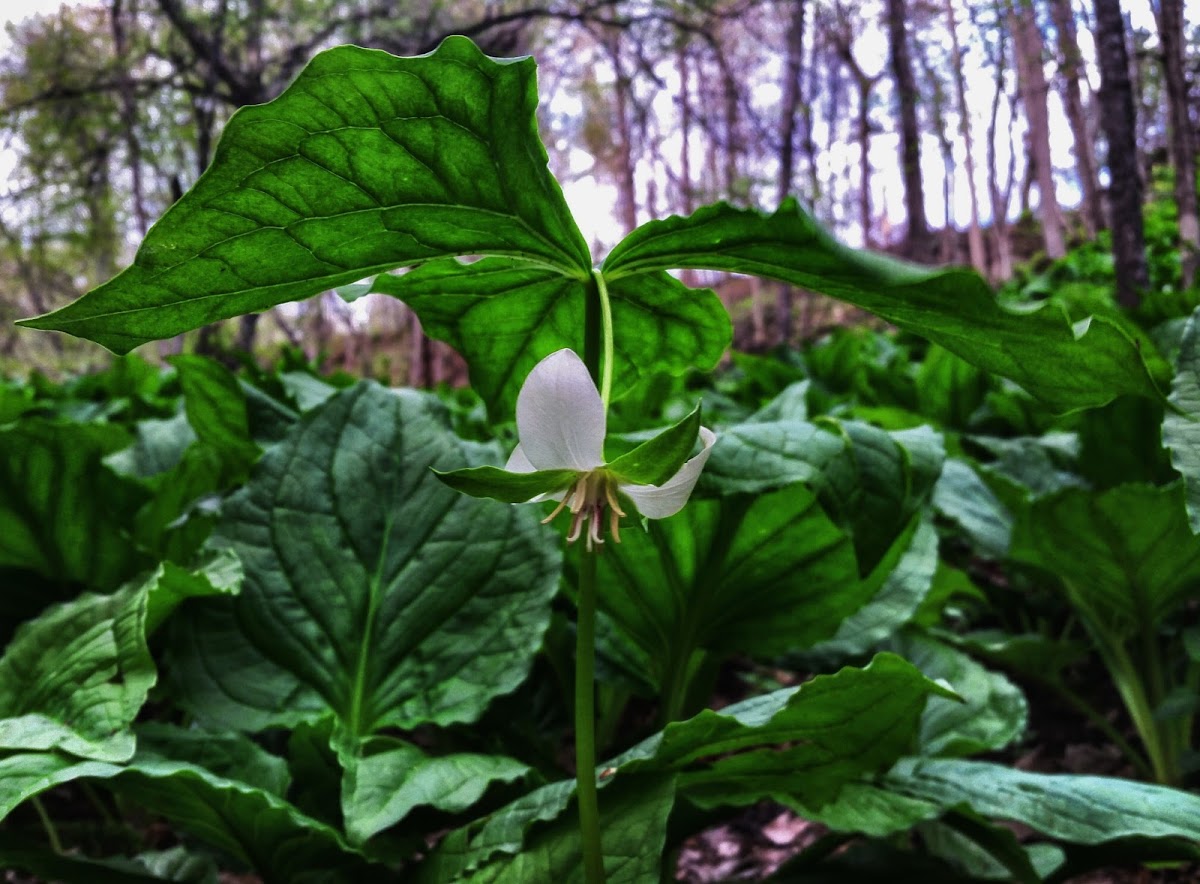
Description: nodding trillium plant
xmin=437 ymin=348 xmax=716 ymax=549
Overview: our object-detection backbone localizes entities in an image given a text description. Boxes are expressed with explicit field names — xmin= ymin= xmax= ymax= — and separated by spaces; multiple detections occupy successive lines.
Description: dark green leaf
xmin=606 ymin=405 xmax=701 ymax=486
xmin=20 ymin=38 xmax=589 ymax=351
xmin=167 ymin=383 xmax=561 ymax=738
xmin=1010 ymin=482 xmax=1200 ymax=629
xmin=374 ymin=259 xmax=730 ymax=420
xmin=171 ymin=355 xmax=260 ymax=472
xmin=602 ymin=200 xmax=1166 ymax=412
xmin=0 ymin=420 xmax=150 ymax=590
xmin=1163 ymin=306 xmax=1200 ymax=532
xmin=340 ymin=736 xmax=529 ymax=844
xmin=434 ymin=465 xmax=578 ymax=503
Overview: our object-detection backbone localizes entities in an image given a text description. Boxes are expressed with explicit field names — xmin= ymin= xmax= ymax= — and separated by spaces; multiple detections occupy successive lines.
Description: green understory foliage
xmin=3 ymin=37 xmax=1200 ymax=882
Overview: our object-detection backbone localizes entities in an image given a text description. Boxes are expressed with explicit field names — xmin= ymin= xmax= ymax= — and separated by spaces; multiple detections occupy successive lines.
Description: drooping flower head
xmin=437 ymin=349 xmax=716 ymax=550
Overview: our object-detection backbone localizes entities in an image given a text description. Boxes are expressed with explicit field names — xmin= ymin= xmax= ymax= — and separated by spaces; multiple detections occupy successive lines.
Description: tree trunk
xmin=604 ymin=36 xmax=638 ymax=234
xmin=985 ymin=21 xmax=1015 ymax=281
xmin=887 ymin=0 xmax=934 ymax=261
xmin=677 ymin=44 xmax=694 ymax=215
xmin=945 ymin=0 xmax=986 ymax=272
xmin=1093 ymin=0 xmax=1150 ymax=305
xmin=1153 ymin=0 xmax=1200 ymax=287
xmin=1048 ymin=0 xmax=1104 ymax=236
xmin=1010 ymin=0 xmax=1066 ymax=258
xmin=775 ymin=0 xmax=806 ymax=344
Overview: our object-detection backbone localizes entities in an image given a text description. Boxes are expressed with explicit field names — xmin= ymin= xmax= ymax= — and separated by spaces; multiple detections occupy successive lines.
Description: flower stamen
xmin=541 ymin=470 xmax=627 ymax=550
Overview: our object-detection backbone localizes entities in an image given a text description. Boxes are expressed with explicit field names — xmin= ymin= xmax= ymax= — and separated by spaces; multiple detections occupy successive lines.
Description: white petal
xmin=504 ymin=442 xmax=568 ymax=503
xmin=515 ymin=349 xmax=606 ymax=471
xmin=504 ymin=443 xmax=536 ymax=474
xmin=620 ymin=427 xmax=716 ymax=519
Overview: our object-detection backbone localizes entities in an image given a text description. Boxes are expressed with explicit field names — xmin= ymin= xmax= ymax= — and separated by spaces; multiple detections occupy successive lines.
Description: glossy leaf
xmin=374 ymin=259 xmax=730 ymax=419
xmin=887 ymin=632 xmax=1027 ymax=757
xmin=602 ymin=200 xmax=1166 ymax=412
xmin=932 ymin=459 xmax=1013 ymax=559
xmin=434 ymin=465 xmax=578 ymax=503
xmin=597 ymin=485 xmax=867 ymax=694
xmin=340 ymin=736 xmax=529 ymax=844
xmin=803 ymin=518 xmax=938 ymax=660
xmin=0 ymin=420 xmax=149 ymax=590
xmin=1010 ymin=482 xmax=1200 ymax=630
xmin=19 ymin=38 xmax=589 ymax=350
xmin=615 ymin=654 xmax=954 ymax=810
xmin=166 ymin=382 xmax=561 ymax=738
xmin=606 ymin=405 xmax=701 ymax=486
xmin=1163 ymin=306 xmax=1200 ymax=532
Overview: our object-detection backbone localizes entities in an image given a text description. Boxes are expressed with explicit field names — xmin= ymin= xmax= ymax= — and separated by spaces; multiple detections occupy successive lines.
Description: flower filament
xmin=542 ymin=469 xmax=626 ymax=551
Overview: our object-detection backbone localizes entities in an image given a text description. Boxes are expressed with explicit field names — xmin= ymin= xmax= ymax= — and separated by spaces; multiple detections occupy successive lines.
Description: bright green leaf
xmin=19 ymin=38 xmax=589 ymax=351
xmin=166 ymin=382 xmax=561 ymax=738
xmin=602 ymin=200 xmax=1166 ymax=412
xmin=606 ymin=405 xmax=701 ymax=486
xmin=374 ymin=259 xmax=730 ymax=420
xmin=1164 ymin=306 xmax=1200 ymax=532
xmin=433 ymin=465 xmax=578 ymax=503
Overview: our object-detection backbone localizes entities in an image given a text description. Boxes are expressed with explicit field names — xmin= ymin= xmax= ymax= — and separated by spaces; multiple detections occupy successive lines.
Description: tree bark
xmin=945 ymin=0 xmax=987 ymax=272
xmin=1048 ymin=0 xmax=1104 ymax=237
xmin=776 ymin=0 xmax=806 ymax=344
xmin=985 ymin=20 xmax=1016 ymax=281
xmin=1093 ymin=0 xmax=1150 ymax=306
xmin=1152 ymin=0 xmax=1199 ymax=287
xmin=887 ymin=0 xmax=934 ymax=261
xmin=1010 ymin=0 xmax=1066 ymax=258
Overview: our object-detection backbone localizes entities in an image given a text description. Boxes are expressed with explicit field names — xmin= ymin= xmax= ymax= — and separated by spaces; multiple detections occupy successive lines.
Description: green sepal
xmin=606 ymin=404 xmax=702 ymax=487
xmin=433 ymin=465 xmax=579 ymax=503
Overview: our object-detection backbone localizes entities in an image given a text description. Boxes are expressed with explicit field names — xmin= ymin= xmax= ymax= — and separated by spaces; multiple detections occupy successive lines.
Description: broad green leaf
xmin=416 ymin=779 xmax=577 ymax=883
xmin=340 ymin=736 xmax=529 ymax=844
xmin=597 ymin=485 xmax=867 ymax=695
xmin=0 ymin=585 xmax=154 ymax=762
xmin=426 ymin=655 xmax=948 ymax=882
xmin=1009 ymin=482 xmax=1200 ymax=630
xmin=167 ymin=382 xmax=561 ymax=738
xmin=135 ymin=723 xmax=289 ymax=797
xmin=0 ymin=420 xmax=150 ymax=590
xmin=914 ymin=344 xmax=990 ymax=429
xmin=696 ymin=419 xmax=846 ymax=496
xmin=803 ymin=518 xmax=938 ymax=660
xmin=0 ymin=752 xmax=123 ymax=822
xmin=462 ymin=775 xmax=676 ymax=884
xmin=887 ymin=632 xmax=1027 ymax=757
xmin=968 ymin=432 xmax=1085 ymax=497
xmin=602 ymin=200 xmax=1166 ymax=412
xmin=434 ymin=465 xmax=578 ymax=503
xmin=883 ymin=757 xmax=1200 ymax=844
xmin=171 ymin=355 xmax=260 ymax=472
xmin=607 ymin=405 xmax=701 ymax=486
xmin=373 ymin=259 xmax=730 ymax=419
xmin=815 ymin=421 xmax=945 ymax=574
xmin=0 ymin=557 xmax=239 ymax=765
xmin=932 ymin=460 xmax=1013 ymax=559
xmin=109 ymin=755 xmax=380 ymax=883
xmin=614 ymin=654 xmax=953 ymax=810
xmin=1163 ymin=306 xmax=1200 ymax=532
xmin=104 ymin=412 xmax=197 ymax=480
xmin=20 ymin=38 xmax=590 ymax=351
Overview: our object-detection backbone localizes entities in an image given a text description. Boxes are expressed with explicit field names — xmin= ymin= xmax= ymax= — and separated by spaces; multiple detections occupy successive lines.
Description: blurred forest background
xmin=0 ymin=0 xmax=1195 ymax=381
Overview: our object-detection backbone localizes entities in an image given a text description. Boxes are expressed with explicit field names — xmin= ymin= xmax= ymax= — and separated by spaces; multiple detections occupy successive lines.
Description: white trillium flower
xmin=505 ymin=348 xmax=716 ymax=549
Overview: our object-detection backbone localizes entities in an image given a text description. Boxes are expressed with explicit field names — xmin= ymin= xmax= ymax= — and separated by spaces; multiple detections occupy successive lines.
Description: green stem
xmin=575 ymin=549 xmax=606 ymax=883
xmin=1101 ymin=635 xmax=1174 ymax=783
xmin=590 ymin=269 xmax=614 ymax=408
xmin=31 ymin=796 xmax=63 ymax=854
xmin=1038 ymin=676 xmax=1154 ymax=780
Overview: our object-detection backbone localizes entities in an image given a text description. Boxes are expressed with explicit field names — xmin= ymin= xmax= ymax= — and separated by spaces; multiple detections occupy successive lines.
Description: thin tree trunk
xmin=1048 ymin=0 xmax=1104 ymax=236
xmin=887 ymin=0 xmax=934 ymax=261
xmin=1152 ymin=0 xmax=1199 ymax=287
xmin=604 ymin=36 xmax=638 ymax=234
xmin=945 ymin=0 xmax=986 ymax=271
xmin=776 ymin=0 xmax=806 ymax=344
xmin=677 ymin=44 xmax=694 ymax=215
xmin=1010 ymin=0 xmax=1066 ymax=258
xmin=986 ymin=22 xmax=1015 ymax=281
xmin=1093 ymin=0 xmax=1150 ymax=305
